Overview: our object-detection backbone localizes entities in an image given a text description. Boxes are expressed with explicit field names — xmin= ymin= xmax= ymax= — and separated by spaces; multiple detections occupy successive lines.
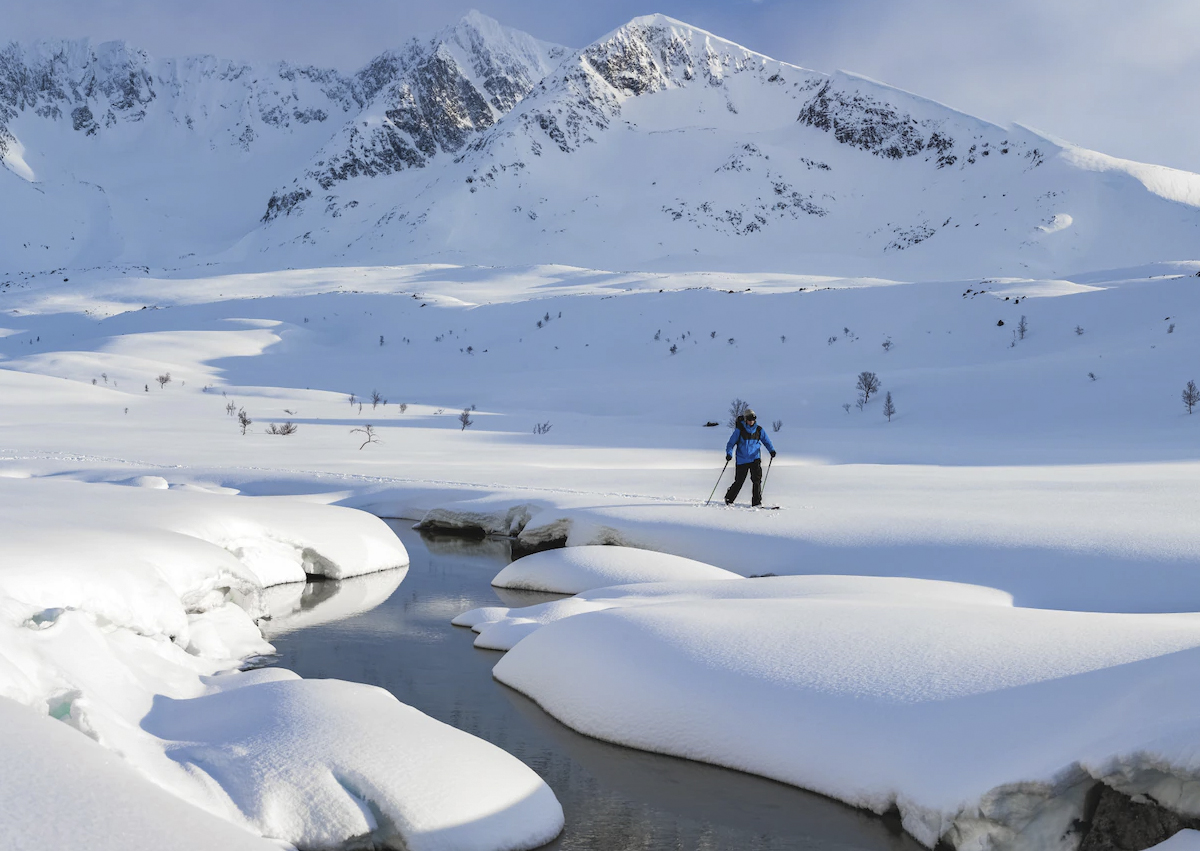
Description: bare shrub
xmin=398 ymin=402 xmax=408 ymax=413
xmin=459 ymin=409 xmax=474 ymax=430
xmin=1074 ymin=325 xmax=1085 ymax=336
xmin=855 ymin=371 xmax=880 ymax=402
xmin=238 ymin=408 xmax=252 ymax=435
xmin=267 ymin=422 xmax=299 ymax=435
xmin=883 ymin=391 xmax=895 ymax=422
xmin=156 ymin=372 xmax=171 ymax=389
xmin=772 ymin=419 xmax=783 ymax=433
xmin=727 ymin=398 xmax=750 ymax=428
xmin=371 ymin=390 xmax=383 ymax=409
xmin=1018 ymin=315 xmax=1028 ymax=340
xmin=225 ymin=400 xmax=236 ymax=416
xmin=351 ymin=424 xmax=380 ymax=449
xmin=842 ymin=403 xmax=851 ymax=414
xmin=533 ymin=422 xmax=553 ymax=435
xmin=882 ymin=337 xmax=893 ymax=352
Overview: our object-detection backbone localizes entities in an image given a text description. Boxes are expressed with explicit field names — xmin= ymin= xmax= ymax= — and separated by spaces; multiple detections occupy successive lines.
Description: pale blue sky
xmin=5 ymin=0 xmax=1199 ymax=173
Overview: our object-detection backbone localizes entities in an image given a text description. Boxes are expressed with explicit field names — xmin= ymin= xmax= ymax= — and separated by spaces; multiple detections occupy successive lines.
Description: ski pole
xmin=762 ymin=454 xmax=774 ymax=495
xmin=705 ymin=458 xmax=730 ymax=505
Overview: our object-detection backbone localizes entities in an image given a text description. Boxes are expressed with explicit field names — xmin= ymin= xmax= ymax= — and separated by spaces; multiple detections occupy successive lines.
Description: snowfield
xmin=1 ymin=258 xmax=1199 ymax=849
xmin=3 ymin=7 xmax=1200 ymax=851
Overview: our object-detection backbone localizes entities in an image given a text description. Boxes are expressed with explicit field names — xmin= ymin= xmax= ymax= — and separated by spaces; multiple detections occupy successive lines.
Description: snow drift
xmin=490 ymin=545 xmax=740 ymax=594
xmin=0 ymin=475 xmax=563 ymax=850
xmin=457 ymin=573 xmax=1200 ymax=850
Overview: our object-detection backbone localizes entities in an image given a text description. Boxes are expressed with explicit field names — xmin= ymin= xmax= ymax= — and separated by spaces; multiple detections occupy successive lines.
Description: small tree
xmin=379 ymin=335 xmax=385 ymax=346
xmin=1088 ymin=372 xmax=1097 ymax=381
xmin=727 ymin=398 xmax=750 ymax=428
xmin=1184 ymin=380 xmax=1200 ymax=414
xmin=855 ymin=371 xmax=881 ymax=403
xmin=237 ymin=408 xmax=252 ymax=435
xmin=156 ymin=372 xmax=171 ymax=389
xmin=883 ymin=391 xmax=895 ymax=422
xmin=533 ymin=422 xmax=553 ymax=435
xmin=225 ymin=400 xmax=236 ymax=416
xmin=351 ymin=424 xmax=380 ymax=449
xmin=772 ymin=419 xmax=783 ymax=433
xmin=842 ymin=403 xmax=851 ymax=414
xmin=371 ymin=390 xmax=383 ymax=409
xmin=881 ymin=337 xmax=893 ymax=352
xmin=459 ymin=408 xmax=474 ymax=430
xmin=669 ymin=344 xmax=678 ymax=355
xmin=1018 ymin=315 xmax=1028 ymax=340
xmin=348 ymin=393 xmax=357 ymax=407
xmin=398 ymin=402 xmax=408 ymax=413
xmin=1074 ymin=325 xmax=1085 ymax=336
xmin=1168 ymin=323 xmax=1176 ymax=334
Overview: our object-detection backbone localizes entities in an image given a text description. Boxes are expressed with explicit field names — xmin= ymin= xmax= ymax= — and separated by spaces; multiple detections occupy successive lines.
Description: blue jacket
xmin=726 ymin=421 xmax=776 ymax=465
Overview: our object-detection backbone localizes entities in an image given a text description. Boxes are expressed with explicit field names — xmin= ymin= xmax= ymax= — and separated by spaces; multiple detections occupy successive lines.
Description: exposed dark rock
xmin=1078 ymin=784 xmax=1200 ymax=851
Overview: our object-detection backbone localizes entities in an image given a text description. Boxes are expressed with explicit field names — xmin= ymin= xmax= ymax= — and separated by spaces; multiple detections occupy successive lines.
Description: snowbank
xmin=0 ymin=696 xmax=277 ymax=851
xmin=490 ymin=545 xmax=740 ymax=594
xmin=146 ymin=670 xmax=564 ymax=851
xmin=463 ymin=575 xmax=1200 ymax=849
xmin=0 ymin=475 xmax=564 ymax=851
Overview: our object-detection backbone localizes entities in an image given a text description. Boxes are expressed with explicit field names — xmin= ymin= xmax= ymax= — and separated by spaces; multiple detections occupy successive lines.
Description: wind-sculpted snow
xmin=490 ymin=545 xmax=741 ymax=594
xmin=0 ymin=474 xmax=566 ymax=850
xmin=462 ymin=573 xmax=1200 ymax=850
xmin=143 ymin=672 xmax=564 ymax=851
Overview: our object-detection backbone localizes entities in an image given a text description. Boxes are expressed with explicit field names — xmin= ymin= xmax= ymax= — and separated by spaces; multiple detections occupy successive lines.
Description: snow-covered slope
xmin=0 ymin=13 xmax=565 ymax=270
xmin=3 ymin=13 xmax=1198 ymax=278
xmin=252 ymin=15 xmax=1200 ymax=278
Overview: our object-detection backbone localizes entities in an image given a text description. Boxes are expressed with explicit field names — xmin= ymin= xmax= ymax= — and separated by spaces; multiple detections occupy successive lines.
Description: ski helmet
xmin=744 ymin=409 xmax=756 ymax=420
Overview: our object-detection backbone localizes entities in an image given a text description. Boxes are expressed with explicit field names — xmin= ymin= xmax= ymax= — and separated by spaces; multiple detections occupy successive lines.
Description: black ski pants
xmin=725 ymin=458 xmax=763 ymax=506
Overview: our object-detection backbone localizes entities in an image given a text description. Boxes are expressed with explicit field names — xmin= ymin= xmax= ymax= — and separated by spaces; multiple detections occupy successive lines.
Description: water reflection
xmin=259 ymin=568 xmax=407 ymax=638
xmin=267 ymin=524 xmax=922 ymax=851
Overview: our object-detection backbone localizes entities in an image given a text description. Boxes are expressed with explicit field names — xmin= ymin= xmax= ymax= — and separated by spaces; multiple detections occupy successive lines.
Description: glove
xmin=770 ymin=451 xmax=777 ymax=458
xmin=725 ymin=454 xmax=732 ymax=462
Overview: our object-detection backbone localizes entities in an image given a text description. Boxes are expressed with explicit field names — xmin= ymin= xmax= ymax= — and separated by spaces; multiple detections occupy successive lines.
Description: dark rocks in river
xmin=1078 ymin=784 xmax=1200 ymax=851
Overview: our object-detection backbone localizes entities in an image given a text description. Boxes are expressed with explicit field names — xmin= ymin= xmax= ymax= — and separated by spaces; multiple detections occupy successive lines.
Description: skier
xmin=724 ymin=409 xmax=776 ymax=506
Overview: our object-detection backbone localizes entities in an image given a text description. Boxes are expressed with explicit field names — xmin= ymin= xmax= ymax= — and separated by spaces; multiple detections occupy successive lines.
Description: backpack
xmin=735 ymin=416 xmax=763 ymax=441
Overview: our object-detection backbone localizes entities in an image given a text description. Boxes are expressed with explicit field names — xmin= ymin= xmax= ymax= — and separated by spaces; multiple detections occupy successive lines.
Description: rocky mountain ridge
xmin=1 ymin=12 xmax=1197 ymax=278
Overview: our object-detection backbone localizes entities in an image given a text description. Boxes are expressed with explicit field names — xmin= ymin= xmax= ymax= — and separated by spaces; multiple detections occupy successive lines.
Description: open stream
xmin=265 ymin=523 xmax=923 ymax=851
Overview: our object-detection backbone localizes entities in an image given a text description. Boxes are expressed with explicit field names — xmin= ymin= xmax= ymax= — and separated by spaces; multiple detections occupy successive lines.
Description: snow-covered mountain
xmin=0 ymin=12 xmax=564 ymax=270
xmin=2 ymin=12 xmax=1198 ymax=277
